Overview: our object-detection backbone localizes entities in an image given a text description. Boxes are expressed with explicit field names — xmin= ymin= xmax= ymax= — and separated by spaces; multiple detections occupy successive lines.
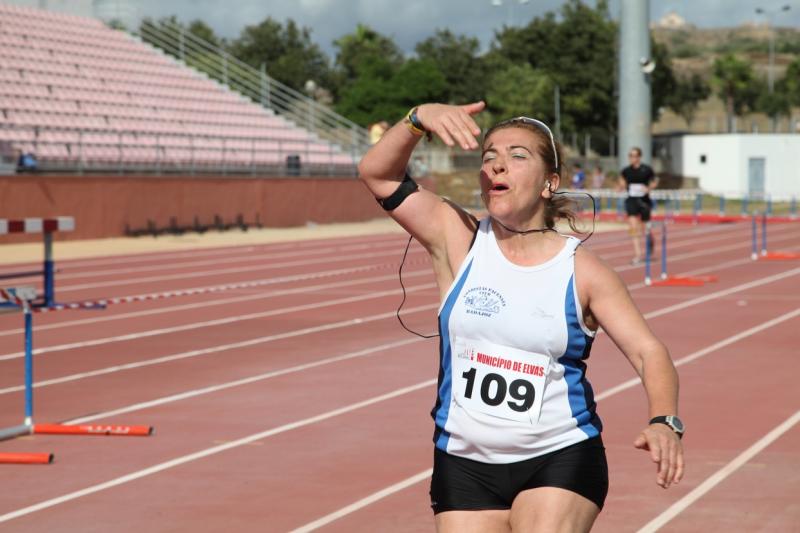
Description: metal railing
xmin=1 ymin=123 xmax=358 ymax=177
xmin=133 ymin=20 xmax=370 ymax=158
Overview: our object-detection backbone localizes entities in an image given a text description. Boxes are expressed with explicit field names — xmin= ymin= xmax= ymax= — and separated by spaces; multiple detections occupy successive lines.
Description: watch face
xmin=667 ymin=416 xmax=684 ymax=432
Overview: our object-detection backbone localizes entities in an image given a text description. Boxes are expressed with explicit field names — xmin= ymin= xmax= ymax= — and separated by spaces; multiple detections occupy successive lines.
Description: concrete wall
xmin=0 ymin=174 xmax=427 ymax=244
xmin=681 ymin=134 xmax=800 ymax=199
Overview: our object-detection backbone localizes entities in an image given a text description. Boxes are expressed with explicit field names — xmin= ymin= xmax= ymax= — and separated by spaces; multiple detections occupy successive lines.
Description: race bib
xmin=452 ymin=337 xmax=550 ymax=424
xmin=629 ymin=183 xmax=648 ymax=197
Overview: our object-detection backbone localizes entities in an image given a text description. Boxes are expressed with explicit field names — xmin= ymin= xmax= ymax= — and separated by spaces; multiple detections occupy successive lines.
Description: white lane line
xmin=599 ymin=222 xmax=771 ymax=261
xmin=0 ymin=270 xmax=431 ymax=361
xmin=627 ymin=255 xmax=760 ymax=292
xmin=47 ymin=221 xmax=750 ymax=288
xmin=596 ymin=307 xmax=800 ymax=401
xmin=637 ymin=409 xmax=800 ymax=533
xmin=643 ymin=267 xmax=800 ymax=319
xmin=0 ymin=222 xmax=789 ymax=338
xmin=0 ymin=232 xmax=402 ymax=274
xmin=55 ymin=247 xmax=421 ymax=293
xmin=289 ymin=469 xmax=435 ymax=533
xmin=0 ymin=379 xmax=438 ymax=525
xmin=3 ymin=304 xmax=797 ymax=525
xmin=0 ymin=298 xmax=438 ymax=395
xmin=3 ymin=262 xmax=799 ymax=393
xmin=288 ymin=307 xmax=800 ymax=532
xmin=0 ymin=260 xmax=428 ymax=338
xmin=0 ymin=234 xmax=405 ymax=276
xmin=614 ymin=228 xmax=800 ymax=273
xmin=45 ymin=239 xmax=404 ymax=282
xmin=65 ymin=306 xmax=800 ymax=426
xmin=0 ymin=233 xmax=794 ymax=361
xmin=65 ymin=335 xmax=429 ymax=424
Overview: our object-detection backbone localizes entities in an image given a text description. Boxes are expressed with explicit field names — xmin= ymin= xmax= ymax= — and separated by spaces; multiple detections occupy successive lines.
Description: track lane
xmin=0 ymin=220 xmax=796 ymax=528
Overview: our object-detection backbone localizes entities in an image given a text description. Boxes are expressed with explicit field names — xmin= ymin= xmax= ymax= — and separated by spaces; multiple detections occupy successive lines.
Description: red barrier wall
xmin=0 ymin=174 xmax=426 ymax=243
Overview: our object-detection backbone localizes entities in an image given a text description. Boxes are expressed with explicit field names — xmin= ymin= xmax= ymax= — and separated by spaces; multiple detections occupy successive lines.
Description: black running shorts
xmin=625 ymin=196 xmax=653 ymax=221
xmin=430 ymin=436 xmax=608 ymax=514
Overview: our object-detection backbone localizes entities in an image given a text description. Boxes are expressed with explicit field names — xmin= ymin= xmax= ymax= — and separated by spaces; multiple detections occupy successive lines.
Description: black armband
xmin=376 ymin=175 xmax=419 ymax=211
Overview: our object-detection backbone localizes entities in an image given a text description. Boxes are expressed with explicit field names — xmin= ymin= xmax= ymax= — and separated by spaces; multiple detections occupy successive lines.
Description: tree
xmin=488 ymin=0 xmax=617 ymax=148
xmin=650 ymin=39 xmax=678 ymax=121
xmin=668 ymin=74 xmax=711 ymax=129
xmin=712 ymin=54 xmax=760 ymax=132
xmin=415 ymin=29 xmax=486 ymax=104
xmin=333 ymin=24 xmax=403 ymax=89
xmin=187 ymin=19 xmax=222 ymax=48
xmin=228 ymin=18 xmax=331 ymax=92
xmin=107 ymin=18 xmax=127 ymax=31
xmin=331 ymin=25 xmax=406 ymax=124
xmin=782 ymin=57 xmax=800 ymax=106
xmin=335 ymin=58 xmax=446 ymax=127
xmin=756 ymin=78 xmax=792 ymax=132
xmin=486 ymin=64 xmax=555 ymax=124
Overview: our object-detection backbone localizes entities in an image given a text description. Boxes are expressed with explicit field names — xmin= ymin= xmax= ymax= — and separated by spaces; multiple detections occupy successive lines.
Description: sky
xmin=12 ymin=0 xmax=800 ymax=57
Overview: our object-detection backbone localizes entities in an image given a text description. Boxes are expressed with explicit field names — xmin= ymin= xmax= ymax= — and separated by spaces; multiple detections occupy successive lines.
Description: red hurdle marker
xmin=0 ymin=452 xmax=54 ymax=465
xmin=645 ymin=222 xmax=719 ymax=287
xmin=752 ymin=213 xmax=800 ymax=261
xmin=34 ymin=424 xmax=153 ymax=437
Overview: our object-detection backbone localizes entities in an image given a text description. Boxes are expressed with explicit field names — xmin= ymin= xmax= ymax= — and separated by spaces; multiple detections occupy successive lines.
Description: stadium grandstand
xmin=0 ymin=2 xmax=363 ymax=175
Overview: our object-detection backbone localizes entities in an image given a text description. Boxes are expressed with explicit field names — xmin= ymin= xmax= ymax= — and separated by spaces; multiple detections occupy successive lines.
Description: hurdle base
xmin=0 ymin=423 xmax=32 ymax=442
xmin=33 ymin=423 xmax=153 ymax=437
xmin=758 ymin=251 xmax=800 ymax=261
xmin=650 ymin=276 xmax=706 ymax=287
xmin=0 ymin=452 xmax=54 ymax=465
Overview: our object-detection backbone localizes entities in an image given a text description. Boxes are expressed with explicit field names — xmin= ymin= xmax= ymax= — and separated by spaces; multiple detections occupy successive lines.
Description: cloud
xmin=9 ymin=0 xmax=800 ymax=58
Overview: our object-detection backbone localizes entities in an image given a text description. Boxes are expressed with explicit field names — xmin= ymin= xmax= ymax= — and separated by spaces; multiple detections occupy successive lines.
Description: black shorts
xmin=430 ymin=437 xmax=608 ymax=514
xmin=625 ymin=196 xmax=652 ymax=221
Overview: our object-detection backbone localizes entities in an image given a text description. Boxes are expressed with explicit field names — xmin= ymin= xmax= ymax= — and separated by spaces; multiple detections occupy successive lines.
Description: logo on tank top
xmin=463 ymin=286 xmax=506 ymax=317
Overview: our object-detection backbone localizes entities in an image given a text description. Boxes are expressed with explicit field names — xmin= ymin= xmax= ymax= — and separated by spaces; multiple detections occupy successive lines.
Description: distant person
xmin=591 ymin=165 xmax=605 ymax=189
xmin=369 ymin=121 xmax=389 ymax=145
xmin=618 ymin=147 xmax=657 ymax=265
xmin=16 ymin=149 xmax=38 ymax=173
xmin=571 ymin=162 xmax=586 ymax=189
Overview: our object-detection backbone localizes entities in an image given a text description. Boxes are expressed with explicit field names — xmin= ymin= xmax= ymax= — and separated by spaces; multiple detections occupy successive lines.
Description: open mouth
xmin=490 ymin=183 xmax=509 ymax=192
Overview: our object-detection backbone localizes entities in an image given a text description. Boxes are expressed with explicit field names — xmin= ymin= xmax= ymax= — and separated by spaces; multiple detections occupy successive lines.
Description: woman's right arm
xmin=358 ymin=102 xmax=485 ymax=258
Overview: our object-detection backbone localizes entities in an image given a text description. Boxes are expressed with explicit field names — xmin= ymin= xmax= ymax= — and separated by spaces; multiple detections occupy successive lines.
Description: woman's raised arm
xmin=357 ymin=102 xmax=485 ymax=257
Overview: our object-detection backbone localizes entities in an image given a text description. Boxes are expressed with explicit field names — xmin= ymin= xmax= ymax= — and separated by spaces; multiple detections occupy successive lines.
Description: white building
xmin=661 ymin=134 xmax=800 ymax=199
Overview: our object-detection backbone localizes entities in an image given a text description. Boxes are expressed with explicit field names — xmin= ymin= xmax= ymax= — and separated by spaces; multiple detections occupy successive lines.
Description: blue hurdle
xmin=0 ymin=287 xmax=39 ymax=440
xmin=0 ymin=217 xmax=74 ymax=308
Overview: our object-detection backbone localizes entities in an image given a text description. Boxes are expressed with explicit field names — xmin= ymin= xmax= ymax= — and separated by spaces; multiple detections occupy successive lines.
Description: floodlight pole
xmin=491 ymin=0 xmax=531 ymax=28
xmin=617 ymin=0 xmax=652 ymax=169
xmin=755 ymin=5 xmax=791 ymax=94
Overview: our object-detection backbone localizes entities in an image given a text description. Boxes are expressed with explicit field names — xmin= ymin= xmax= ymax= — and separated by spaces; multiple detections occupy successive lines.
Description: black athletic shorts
xmin=430 ymin=436 xmax=608 ymax=514
xmin=625 ymin=196 xmax=653 ymax=222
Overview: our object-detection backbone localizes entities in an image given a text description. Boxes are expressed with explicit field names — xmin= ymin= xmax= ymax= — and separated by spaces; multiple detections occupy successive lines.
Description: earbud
xmin=545 ymin=181 xmax=551 ymax=191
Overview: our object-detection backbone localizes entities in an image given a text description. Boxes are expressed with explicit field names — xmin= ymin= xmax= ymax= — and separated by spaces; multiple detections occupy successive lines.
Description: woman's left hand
xmin=634 ymin=424 xmax=684 ymax=488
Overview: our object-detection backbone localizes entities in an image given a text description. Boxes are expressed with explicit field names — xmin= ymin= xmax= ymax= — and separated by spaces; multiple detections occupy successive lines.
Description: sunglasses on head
xmin=492 ymin=116 xmax=559 ymax=172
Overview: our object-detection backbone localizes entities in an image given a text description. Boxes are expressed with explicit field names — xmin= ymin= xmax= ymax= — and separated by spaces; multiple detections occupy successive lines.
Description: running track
xmin=0 ymin=220 xmax=798 ymax=532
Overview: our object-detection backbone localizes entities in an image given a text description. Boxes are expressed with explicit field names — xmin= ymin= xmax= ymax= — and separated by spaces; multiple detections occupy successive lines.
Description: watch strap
xmin=649 ymin=416 xmax=684 ymax=438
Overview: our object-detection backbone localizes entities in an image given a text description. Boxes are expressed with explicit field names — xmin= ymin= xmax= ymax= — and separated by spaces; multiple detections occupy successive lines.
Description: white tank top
xmin=432 ymin=218 xmax=601 ymax=463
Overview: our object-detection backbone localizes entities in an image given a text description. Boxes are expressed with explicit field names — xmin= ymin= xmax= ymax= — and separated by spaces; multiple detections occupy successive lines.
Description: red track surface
xmin=1 ymin=221 xmax=799 ymax=532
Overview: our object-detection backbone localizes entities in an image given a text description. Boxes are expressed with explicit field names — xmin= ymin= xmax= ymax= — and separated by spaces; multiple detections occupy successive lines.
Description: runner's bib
xmin=628 ymin=183 xmax=648 ymax=197
xmin=452 ymin=337 xmax=550 ymax=424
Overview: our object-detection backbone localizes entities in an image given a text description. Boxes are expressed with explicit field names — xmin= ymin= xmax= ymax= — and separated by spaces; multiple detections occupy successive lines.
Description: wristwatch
xmin=649 ymin=415 xmax=685 ymax=439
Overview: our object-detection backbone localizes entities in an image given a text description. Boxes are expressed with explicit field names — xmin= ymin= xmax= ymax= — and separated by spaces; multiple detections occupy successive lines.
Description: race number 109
xmin=461 ymin=367 xmax=535 ymax=412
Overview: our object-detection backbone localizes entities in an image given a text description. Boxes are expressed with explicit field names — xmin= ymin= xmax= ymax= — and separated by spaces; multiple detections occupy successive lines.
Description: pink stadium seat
xmin=0 ymin=3 xmax=355 ymax=173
